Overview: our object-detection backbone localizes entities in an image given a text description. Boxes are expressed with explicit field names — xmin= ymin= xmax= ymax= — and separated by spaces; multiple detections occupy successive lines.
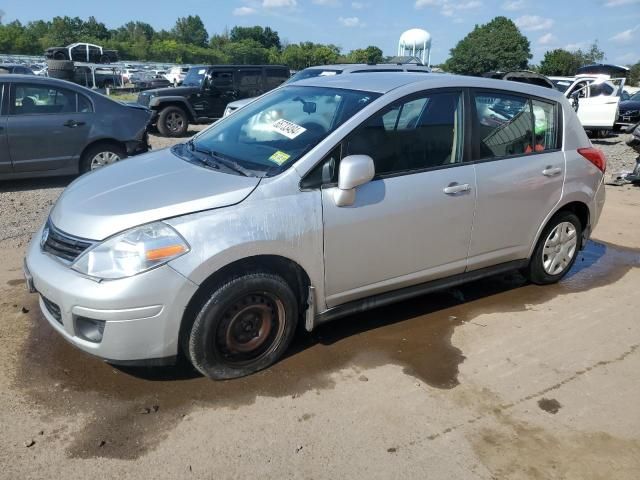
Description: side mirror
xmin=334 ymin=155 xmax=375 ymax=207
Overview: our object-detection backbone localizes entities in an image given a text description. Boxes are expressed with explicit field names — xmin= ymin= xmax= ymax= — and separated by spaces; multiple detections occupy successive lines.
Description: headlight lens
xmin=72 ymin=222 xmax=189 ymax=280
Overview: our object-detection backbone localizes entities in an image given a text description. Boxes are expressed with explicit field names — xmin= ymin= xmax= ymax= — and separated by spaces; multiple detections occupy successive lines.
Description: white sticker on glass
xmin=272 ymin=119 xmax=307 ymax=139
xmin=198 ymin=69 xmax=206 ymax=74
xmin=319 ymin=71 xmax=337 ymax=76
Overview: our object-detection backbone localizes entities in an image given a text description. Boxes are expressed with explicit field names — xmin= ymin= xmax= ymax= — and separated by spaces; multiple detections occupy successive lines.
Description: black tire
xmin=46 ymin=59 xmax=74 ymax=80
xmin=157 ymin=106 xmax=189 ymax=137
xmin=525 ymin=211 xmax=582 ymax=285
xmin=100 ymin=55 xmax=110 ymax=64
xmin=186 ymin=272 xmax=299 ymax=380
xmin=80 ymin=143 xmax=126 ymax=173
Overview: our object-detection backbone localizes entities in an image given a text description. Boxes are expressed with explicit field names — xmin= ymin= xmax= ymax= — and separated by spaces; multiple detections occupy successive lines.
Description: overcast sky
xmin=2 ymin=0 xmax=639 ymax=65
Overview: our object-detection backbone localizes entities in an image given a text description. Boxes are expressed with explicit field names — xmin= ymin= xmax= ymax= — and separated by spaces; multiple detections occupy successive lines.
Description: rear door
xmin=0 ymin=83 xmax=10 ymax=174
xmin=468 ymin=90 xmax=564 ymax=269
xmin=7 ymin=82 xmax=90 ymax=173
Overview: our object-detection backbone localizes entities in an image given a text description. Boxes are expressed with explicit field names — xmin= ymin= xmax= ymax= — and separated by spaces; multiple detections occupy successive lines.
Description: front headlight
xmin=72 ymin=222 xmax=189 ymax=280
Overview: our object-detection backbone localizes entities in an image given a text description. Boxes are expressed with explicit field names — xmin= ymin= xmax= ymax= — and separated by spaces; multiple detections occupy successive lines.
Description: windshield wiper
xmin=186 ymin=140 xmax=254 ymax=177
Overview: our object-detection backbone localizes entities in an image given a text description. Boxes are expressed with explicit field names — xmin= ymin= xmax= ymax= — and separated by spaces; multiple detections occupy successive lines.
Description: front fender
xmin=165 ymin=185 xmax=327 ymax=311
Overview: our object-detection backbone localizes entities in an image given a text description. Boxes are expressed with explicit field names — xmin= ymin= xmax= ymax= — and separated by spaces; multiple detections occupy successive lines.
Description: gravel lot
xmin=1 ymin=127 xmax=640 ymax=479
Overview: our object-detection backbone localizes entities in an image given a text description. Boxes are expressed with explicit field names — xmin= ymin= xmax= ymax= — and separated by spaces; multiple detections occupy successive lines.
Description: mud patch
xmin=6 ymin=278 xmax=25 ymax=287
xmin=473 ymin=414 xmax=640 ymax=479
xmin=12 ymin=240 xmax=640 ymax=460
xmin=537 ymin=398 xmax=562 ymax=414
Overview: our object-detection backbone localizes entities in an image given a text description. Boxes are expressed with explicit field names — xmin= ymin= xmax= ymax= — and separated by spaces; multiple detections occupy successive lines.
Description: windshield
xmin=286 ymin=68 xmax=343 ymax=84
xmin=183 ymin=67 xmax=207 ymax=87
xmin=551 ymin=79 xmax=572 ymax=93
xmin=630 ymin=92 xmax=640 ymax=101
xmin=184 ymin=85 xmax=380 ymax=176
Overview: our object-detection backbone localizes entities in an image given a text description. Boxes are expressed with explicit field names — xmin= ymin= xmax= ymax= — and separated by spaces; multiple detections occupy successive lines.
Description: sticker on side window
xmin=198 ymin=69 xmax=206 ymax=74
xmin=272 ymin=119 xmax=307 ymax=139
xmin=268 ymin=150 xmax=291 ymax=165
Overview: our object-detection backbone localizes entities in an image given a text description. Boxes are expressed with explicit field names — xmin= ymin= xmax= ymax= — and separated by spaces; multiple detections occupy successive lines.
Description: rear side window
xmin=473 ymin=91 xmax=559 ymax=159
xmin=532 ymin=100 xmax=558 ymax=152
xmin=237 ymin=70 xmax=262 ymax=89
xmin=78 ymin=94 xmax=93 ymax=113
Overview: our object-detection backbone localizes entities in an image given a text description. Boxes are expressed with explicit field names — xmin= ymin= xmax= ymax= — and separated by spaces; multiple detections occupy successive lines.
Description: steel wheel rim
xmin=542 ymin=221 xmax=577 ymax=275
xmin=217 ymin=292 xmax=285 ymax=365
xmin=90 ymin=151 xmax=120 ymax=170
xmin=166 ymin=112 xmax=184 ymax=131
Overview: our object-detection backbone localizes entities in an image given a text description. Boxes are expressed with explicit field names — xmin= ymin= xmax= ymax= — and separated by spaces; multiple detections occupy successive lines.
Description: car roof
xmin=302 ymin=64 xmax=431 ymax=72
xmin=293 ymin=72 xmax=567 ymax=101
xmin=0 ymin=74 xmax=97 ymax=92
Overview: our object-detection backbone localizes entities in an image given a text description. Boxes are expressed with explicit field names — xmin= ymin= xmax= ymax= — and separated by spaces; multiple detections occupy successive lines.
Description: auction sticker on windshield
xmin=272 ymin=119 xmax=307 ymax=140
xmin=268 ymin=150 xmax=291 ymax=165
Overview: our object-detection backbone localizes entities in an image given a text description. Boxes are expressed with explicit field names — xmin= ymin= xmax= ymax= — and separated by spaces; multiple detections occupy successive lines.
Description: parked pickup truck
xmin=136 ymin=64 xmax=290 ymax=137
xmin=44 ymin=43 xmax=118 ymax=64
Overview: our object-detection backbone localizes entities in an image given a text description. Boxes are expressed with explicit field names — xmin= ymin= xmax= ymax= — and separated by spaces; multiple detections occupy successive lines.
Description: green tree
xmin=444 ymin=16 xmax=531 ymax=75
xmin=538 ymin=49 xmax=583 ymax=76
xmin=347 ymin=45 xmax=383 ymax=64
xmin=172 ymin=15 xmax=208 ymax=48
xmin=81 ymin=16 xmax=109 ymax=41
xmin=229 ymin=26 xmax=281 ymax=50
xmin=629 ymin=61 xmax=640 ymax=87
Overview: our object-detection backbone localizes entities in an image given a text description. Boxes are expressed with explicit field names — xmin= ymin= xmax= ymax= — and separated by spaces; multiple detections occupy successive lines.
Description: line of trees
xmin=1 ymin=14 xmax=638 ymax=85
xmin=0 ymin=15 xmax=384 ymax=69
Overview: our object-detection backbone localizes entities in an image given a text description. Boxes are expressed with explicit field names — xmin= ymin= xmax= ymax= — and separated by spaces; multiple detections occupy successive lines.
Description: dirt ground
xmin=0 ymin=131 xmax=639 ymax=479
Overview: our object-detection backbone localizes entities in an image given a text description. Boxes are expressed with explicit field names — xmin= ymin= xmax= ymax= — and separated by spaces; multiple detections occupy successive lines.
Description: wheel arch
xmin=528 ymin=200 xmax=591 ymax=258
xmin=178 ymin=254 xmax=312 ymax=355
xmin=152 ymin=99 xmax=196 ymax=122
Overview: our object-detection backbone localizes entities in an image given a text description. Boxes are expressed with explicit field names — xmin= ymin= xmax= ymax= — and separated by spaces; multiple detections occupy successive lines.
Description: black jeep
xmin=136 ymin=64 xmax=289 ymax=137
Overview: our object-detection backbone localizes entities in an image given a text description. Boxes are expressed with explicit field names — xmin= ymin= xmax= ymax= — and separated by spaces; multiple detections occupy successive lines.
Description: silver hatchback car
xmin=25 ymin=73 xmax=606 ymax=379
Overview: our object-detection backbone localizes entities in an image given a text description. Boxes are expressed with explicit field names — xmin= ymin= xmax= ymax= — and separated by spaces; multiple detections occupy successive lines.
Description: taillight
xmin=577 ymin=147 xmax=607 ymax=173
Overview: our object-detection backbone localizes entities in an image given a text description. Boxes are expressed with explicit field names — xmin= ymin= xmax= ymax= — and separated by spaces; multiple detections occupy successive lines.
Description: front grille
xmin=41 ymin=296 xmax=62 ymax=324
xmin=42 ymin=223 xmax=93 ymax=262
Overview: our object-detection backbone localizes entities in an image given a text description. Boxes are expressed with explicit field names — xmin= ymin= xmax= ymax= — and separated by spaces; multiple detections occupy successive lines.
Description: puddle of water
xmin=12 ymin=240 xmax=640 ymax=459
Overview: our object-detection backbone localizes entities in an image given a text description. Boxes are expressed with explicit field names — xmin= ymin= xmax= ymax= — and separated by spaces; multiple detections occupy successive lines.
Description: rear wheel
xmin=157 ymin=106 xmax=188 ymax=137
xmin=80 ymin=143 xmax=126 ymax=173
xmin=186 ymin=272 xmax=298 ymax=380
xmin=526 ymin=211 xmax=582 ymax=285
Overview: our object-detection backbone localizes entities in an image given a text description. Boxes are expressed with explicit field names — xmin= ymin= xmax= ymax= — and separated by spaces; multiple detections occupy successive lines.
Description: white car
xmin=562 ymin=75 xmax=626 ymax=132
xmin=165 ymin=66 xmax=190 ymax=87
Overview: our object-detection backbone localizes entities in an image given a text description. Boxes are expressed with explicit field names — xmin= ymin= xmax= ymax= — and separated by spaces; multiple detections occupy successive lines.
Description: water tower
xmin=398 ymin=28 xmax=432 ymax=66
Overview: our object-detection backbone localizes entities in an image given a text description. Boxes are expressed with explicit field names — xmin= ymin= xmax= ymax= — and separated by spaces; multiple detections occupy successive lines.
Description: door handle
xmin=542 ymin=166 xmax=562 ymax=177
xmin=63 ymin=120 xmax=85 ymax=128
xmin=443 ymin=183 xmax=471 ymax=195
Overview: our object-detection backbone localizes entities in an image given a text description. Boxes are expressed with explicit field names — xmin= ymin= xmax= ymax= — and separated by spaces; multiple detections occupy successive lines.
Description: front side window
xmin=183 ymin=67 xmax=207 ymax=87
xmin=182 ymin=85 xmax=380 ymax=176
xmin=345 ymin=91 xmax=463 ymax=176
xmin=474 ymin=92 xmax=533 ymax=158
xmin=11 ymin=84 xmax=77 ymax=115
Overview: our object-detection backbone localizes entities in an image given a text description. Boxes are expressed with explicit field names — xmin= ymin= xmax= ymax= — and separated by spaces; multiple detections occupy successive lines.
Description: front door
xmin=321 ymin=90 xmax=476 ymax=307
xmin=7 ymin=83 xmax=89 ymax=173
xmin=196 ymin=69 xmax=235 ymax=119
xmin=468 ymin=90 xmax=564 ymax=269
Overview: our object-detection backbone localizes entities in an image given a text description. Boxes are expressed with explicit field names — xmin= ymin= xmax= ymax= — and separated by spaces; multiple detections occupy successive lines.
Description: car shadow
xmin=0 ymin=175 xmax=76 ymax=193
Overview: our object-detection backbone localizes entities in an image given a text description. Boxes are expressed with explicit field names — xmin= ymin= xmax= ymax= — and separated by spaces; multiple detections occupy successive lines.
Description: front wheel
xmin=157 ymin=106 xmax=188 ymax=137
xmin=186 ymin=272 xmax=299 ymax=380
xmin=525 ymin=211 xmax=582 ymax=285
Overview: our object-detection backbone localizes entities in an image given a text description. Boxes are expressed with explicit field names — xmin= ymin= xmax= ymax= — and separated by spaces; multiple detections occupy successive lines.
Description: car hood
xmin=619 ymin=100 xmax=640 ymax=111
xmin=227 ymin=97 xmax=255 ymax=109
xmin=50 ymin=148 xmax=260 ymax=240
xmin=142 ymin=86 xmax=199 ymax=97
